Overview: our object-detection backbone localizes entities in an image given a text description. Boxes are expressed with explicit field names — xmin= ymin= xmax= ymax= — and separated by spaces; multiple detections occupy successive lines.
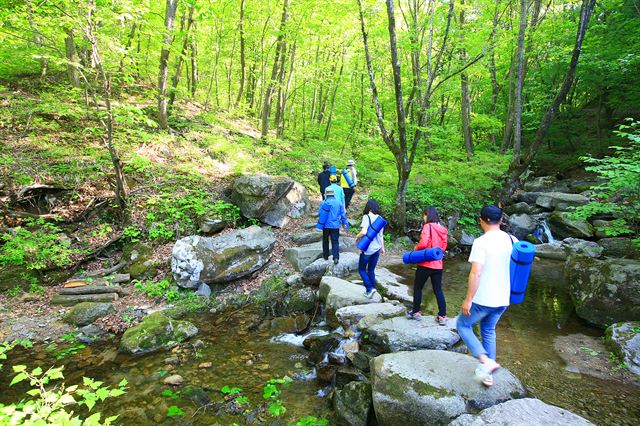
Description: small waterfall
xmin=540 ymin=220 xmax=555 ymax=244
xmin=271 ymin=329 xmax=329 ymax=347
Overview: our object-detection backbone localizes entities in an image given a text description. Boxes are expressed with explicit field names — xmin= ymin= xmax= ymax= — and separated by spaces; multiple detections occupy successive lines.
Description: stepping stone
xmin=291 ymin=231 xmax=323 ymax=245
xmin=319 ymin=276 xmax=382 ymax=310
xmin=285 ymin=237 xmax=357 ymax=271
xmin=363 ymin=315 xmax=460 ymax=352
xmin=335 ymin=303 xmax=406 ymax=327
xmin=375 ymin=267 xmax=413 ymax=305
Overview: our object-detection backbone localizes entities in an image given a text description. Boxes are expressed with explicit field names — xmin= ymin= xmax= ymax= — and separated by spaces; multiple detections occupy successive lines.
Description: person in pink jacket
xmin=407 ymin=207 xmax=449 ymax=325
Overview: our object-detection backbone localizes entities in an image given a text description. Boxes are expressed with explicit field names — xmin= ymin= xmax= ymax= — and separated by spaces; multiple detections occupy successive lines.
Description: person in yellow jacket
xmin=340 ymin=159 xmax=357 ymax=209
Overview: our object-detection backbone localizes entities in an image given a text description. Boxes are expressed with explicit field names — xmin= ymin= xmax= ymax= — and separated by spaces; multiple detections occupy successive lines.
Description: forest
xmin=0 ymin=0 xmax=639 ymax=425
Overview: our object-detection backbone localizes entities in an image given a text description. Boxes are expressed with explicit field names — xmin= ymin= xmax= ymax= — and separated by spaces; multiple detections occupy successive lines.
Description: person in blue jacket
xmin=317 ymin=187 xmax=349 ymax=264
xmin=326 ymin=175 xmax=345 ymax=208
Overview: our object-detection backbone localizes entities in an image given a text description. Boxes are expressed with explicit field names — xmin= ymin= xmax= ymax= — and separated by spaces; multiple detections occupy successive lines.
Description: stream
xmin=1 ymin=257 xmax=639 ymax=425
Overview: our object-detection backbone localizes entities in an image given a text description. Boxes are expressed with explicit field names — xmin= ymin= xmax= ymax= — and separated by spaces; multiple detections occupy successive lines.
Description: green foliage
xmin=28 ymin=283 xmax=46 ymax=295
xmin=262 ymin=376 xmax=292 ymax=418
xmin=580 ymin=346 xmax=599 ymax=357
xmin=0 ymin=219 xmax=79 ymax=271
xmin=166 ymin=406 xmax=185 ymax=418
xmin=221 ymin=385 xmax=243 ymax=396
xmin=0 ymin=339 xmax=32 ymax=370
xmin=570 ymin=120 xmax=640 ymax=239
xmin=5 ymin=286 xmax=22 ymax=298
xmin=608 ymin=352 xmax=628 ymax=373
xmin=293 ymin=416 xmax=329 ymax=426
xmin=133 ymin=278 xmax=204 ymax=306
xmin=122 ymin=226 xmax=143 ymax=243
xmin=0 ymin=343 xmax=127 ymax=426
xmin=160 ymin=389 xmax=180 ymax=399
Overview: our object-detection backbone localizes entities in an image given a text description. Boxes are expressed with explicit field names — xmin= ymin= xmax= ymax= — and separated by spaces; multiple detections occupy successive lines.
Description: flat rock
xmin=535 ymin=192 xmax=590 ymax=211
xmin=119 ymin=312 xmax=198 ymax=355
xmin=335 ymin=303 xmax=406 ymax=327
xmin=375 ymin=267 xmax=412 ymax=305
xmin=291 ymin=231 xmax=323 ymax=245
xmin=319 ymin=276 xmax=382 ymax=310
xmin=284 ymin=237 xmax=356 ymax=271
xmin=450 ymin=398 xmax=594 ymax=425
xmin=363 ymin=316 xmax=459 ymax=352
xmin=371 ymin=350 xmax=526 ymax=425
xmin=64 ymin=302 xmax=114 ymax=327
xmin=302 ymin=252 xmax=360 ymax=285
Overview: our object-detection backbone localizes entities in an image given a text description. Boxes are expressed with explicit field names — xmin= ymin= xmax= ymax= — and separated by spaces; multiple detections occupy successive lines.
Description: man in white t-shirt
xmin=456 ymin=204 xmax=516 ymax=387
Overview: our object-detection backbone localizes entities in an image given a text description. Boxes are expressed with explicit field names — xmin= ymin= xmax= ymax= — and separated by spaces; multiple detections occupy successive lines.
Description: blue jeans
xmin=456 ymin=303 xmax=507 ymax=360
xmin=358 ymin=250 xmax=381 ymax=292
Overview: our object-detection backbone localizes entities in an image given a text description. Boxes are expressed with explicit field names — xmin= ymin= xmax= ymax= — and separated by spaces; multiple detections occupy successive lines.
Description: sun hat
xmin=347 ymin=160 xmax=355 ymax=166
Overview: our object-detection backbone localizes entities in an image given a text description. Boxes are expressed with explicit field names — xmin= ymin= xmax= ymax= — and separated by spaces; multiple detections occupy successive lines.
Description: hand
xmin=461 ymin=299 xmax=472 ymax=316
xmin=381 ymin=248 xmax=386 ymax=256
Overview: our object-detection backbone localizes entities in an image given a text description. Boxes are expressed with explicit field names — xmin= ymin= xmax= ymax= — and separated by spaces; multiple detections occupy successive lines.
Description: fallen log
xmin=50 ymin=293 xmax=118 ymax=306
xmin=59 ymin=285 xmax=127 ymax=296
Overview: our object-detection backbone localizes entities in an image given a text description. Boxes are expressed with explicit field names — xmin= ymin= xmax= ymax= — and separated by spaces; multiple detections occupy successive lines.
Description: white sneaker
xmin=364 ymin=289 xmax=377 ymax=299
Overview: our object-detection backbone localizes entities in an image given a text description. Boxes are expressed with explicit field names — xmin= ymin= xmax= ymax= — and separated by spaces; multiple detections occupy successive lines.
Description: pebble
xmin=245 ymin=360 xmax=253 ymax=366
xmin=198 ymin=362 xmax=212 ymax=369
xmin=163 ymin=374 xmax=184 ymax=386
xmin=164 ymin=356 xmax=180 ymax=365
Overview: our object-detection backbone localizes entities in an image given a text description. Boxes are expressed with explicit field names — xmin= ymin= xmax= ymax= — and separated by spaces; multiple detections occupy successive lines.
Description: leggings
xmin=412 ymin=266 xmax=446 ymax=317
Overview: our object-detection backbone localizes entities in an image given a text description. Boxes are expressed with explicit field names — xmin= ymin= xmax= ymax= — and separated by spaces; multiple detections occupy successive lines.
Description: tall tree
xmin=459 ymin=0 xmax=474 ymax=160
xmin=512 ymin=0 xmax=529 ymax=162
xmin=64 ymin=27 xmax=80 ymax=87
xmin=168 ymin=4 xmax=195 ymax=108
xmin=235 ymin=0 xmax=246 ymax=106
xmin=158 ymin=0 xmax=178 ymax=129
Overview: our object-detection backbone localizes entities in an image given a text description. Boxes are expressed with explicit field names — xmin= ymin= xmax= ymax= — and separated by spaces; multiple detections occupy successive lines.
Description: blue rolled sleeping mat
xmin=510 ymin=241 xmax=536 ymax=304
xmin=402 ymin=247 xmax=444 ymax=264
xmin=342 ymin=169 xmax=356 ymax=188
xmin=357 ymin=216 xmax=388 ymax=251
xmin=316 ymin=204 xmax=331 ymax=230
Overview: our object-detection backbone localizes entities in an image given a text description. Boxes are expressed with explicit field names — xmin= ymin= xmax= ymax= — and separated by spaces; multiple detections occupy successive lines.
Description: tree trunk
xmin=235 ymin=0 xmax=246 ymax=106
xmin=65 ymin=28 xmax=80 ymax=88
xmin=500 ymin=51 xmax=516 ymax=153
xmin=503 ymin=0 xmax=597 ymax=199
xmin=168 ymin=6 xmax=195 ymax=108
xmin=277 ymin=40 xmax=297 ymax=138
xmin=323 ymin=49 xmax=345 ymax=142
xmin=260 ymin=0 xmax=290 ymax=139
xmin=513 ymin=0 xmax=529 ymax=162
xmin=488 ymin=0 xmax=502 ymax=146
xmin=26 ymin=1 xmax=48 ymax=78
xmin=459 ymin=0 xmax=473 ymax=160
xmin=157 ymin=0 xmax=178 ymax=129
xmin=118 ymin=23 xmax=137 ymax=74
xmin=190 ymin=22 xmax=198 ymax=97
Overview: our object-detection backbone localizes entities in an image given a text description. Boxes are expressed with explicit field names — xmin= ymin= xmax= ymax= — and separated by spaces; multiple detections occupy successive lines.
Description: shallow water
xmin=1 ymin=257 xmax=639 ymax=425
xmin=388 ymin=257 xmax=640 ymax=425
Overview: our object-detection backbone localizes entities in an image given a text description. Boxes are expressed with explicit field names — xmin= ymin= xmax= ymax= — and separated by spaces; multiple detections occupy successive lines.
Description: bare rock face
xmin=230 ymin=175 xmax=309 ymax=228
xmin=171 ymin=226 xmax=276 ymax=289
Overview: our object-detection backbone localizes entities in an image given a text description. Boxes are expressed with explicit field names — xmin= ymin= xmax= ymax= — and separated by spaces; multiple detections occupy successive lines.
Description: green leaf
xmin=167 ymin=405 xmax=185 ymax=418
xmin=118 ymin=378 xmax=128 ymax=387
xmin=10 ymin=372 xmax=27 ymax=386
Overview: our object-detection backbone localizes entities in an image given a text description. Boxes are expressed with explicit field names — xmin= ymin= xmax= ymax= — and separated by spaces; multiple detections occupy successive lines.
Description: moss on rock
xmin=119 ymin=312 xmax=198 ymax=355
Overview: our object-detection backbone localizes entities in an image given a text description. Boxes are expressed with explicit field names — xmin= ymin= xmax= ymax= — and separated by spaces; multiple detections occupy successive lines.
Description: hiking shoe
xmin=436 ymin=315 xmax=447 ymax=326
xmin=407 ymin=310 xmax=422 ymax=321
xmin=474 ymin=361 xmax=500 ymax=387
xmin=364 ymin=289 xmax=377 ymax=299
xmin=333 ymin=258 xmax=339 ymax=265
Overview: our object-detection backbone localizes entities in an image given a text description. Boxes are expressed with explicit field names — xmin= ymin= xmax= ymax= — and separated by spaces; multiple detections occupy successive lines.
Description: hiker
xmin=317 ymin=161 xmax=331 ymax=200
xmin=340 ymin=159 xmax=358 ymax=209
xmin=407 ymin=207 xmax=449 ymax=324
xmin=456 ymin=205 xmax=515 ymax=388
xmin=355 ymin=199 xmax=386 ymax=299
xmin=316 ymin=187 xmax=349 ymax=264
xmin=326 ymin=175 xmax=345 ymax=208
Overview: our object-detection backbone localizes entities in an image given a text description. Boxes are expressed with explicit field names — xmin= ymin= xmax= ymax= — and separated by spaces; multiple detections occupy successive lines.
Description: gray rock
xmin=548 ymin=211 xmax=593 ymax=240
xmin=285 ymin=237 xmax=356 ymax=271
xmin=163 ymin=374 xmax=184 ymax=386
xmin=509 ymin=213 xmax=537 ymax=240
xmin=291 ymin=231 xmax=323 ymax=245
xmin=302 ymin=252 xmax=360 ymax=285
xmin=364 ymin=316 xmax=459 ymax=352
xmin=64 ymin=302 xmax=114 ymax=326
xmin=598 ymin=237 xmax=640 ymax=259
xmin=505 ymin=202 xmax=536 ymax=215
xmin=288 ymin=287 xmax=318 ymax=313
xmin=459 ymin=232 xmax=476 ymax=246
xmin=171 ymin=226 xmax=276 ymax=288
xmin=535 ymin=242 xmax=570 ymax=260
xmin=375 ymin=267 xmax=412 ymax=305
xmin=230 ymin=175 xmax=309 ymax=228
xmin=515 ymin=191 xmax=543 ymax=205
xmin=605 ymin=321 xmax=640 ymax=376
xmin=449 ymin=398 xmax=594 ymax=425
xmin=335 ymin=303 xmax=406 ymax=327
xmin=333 ymin=381 xmax=372 ymax=426
xmin=566 ymin=255 xmax=640 ymax=328
xmin=535 ymin=192 xmax=590 ymax=211
xmin=119 ymin=312 xmax=198 ymax=355
xmin=371 ymin=350 xmax=526 ymax=425
xmin=286 ymin=274 xmax=302 ymax=286
xmin=523 ymin=176 xmax=557 ymax=192
xmin=319 ymin=276 xmax=382 ymax=310
xmin=562 ymin=238 xmax=603 ymax=258
xmin=199 ymin=218 xmax=226 ymax=234
xmin=77 ymin=324 xmax=106 ymax=343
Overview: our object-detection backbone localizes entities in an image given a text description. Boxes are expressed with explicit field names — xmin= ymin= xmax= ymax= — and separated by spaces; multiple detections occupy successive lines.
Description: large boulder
xmin=548 ymin=211 xmax=593 ymax=240
xmin=523 ymin=176 xmax=557 ymax=192
xmin=370 ymin=350 xmax=526 ymax=425
xmin=598 ymin=237 xmax=640 ymax=259
xmin=230 ymin=175 xmax=309 ymax=228
xmin=566 ymin=255 xmax=640 ymax=328
xmin=375 ymin=268 xmax=412 ymax=305
xmin=284 ymin=236 xmax=356 ymax=271
xmin=119 ymin=312 xmax=198 ymax=355
xmin=535 ymin=192 xmax=590 ymax=211
xmin=333 ymin=381 xmax=373 ymax=426
xmin=363 ymin=316 xmax=459 ymax=352
xmin=605 ymin=322 xmax=640 ymax=376
xmin=302 ymin=252 xmax=360 ymax=285
xmin=64 ymin=302 xmax=114 ymax=326
xmin=535 ymin=238 xmax=603 ymax=261
xmin=335 ymin=303 xmax=406 ymax=328
xmin=508 ymin=213 xmax=537 ymax=240
xmin=319 ymin=276 xmax=382 ymax=310
xmin=449 ymin=398 xmax=594 ymax=426
xmin=172 ymin=226 xmax=276 ymax=288
xmin=291 ymin=231 xmax=323 ymax=245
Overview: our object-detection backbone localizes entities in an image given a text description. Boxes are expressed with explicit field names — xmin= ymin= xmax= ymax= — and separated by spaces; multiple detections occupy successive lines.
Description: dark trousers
xmin=412 ymin=266 xmax=446 ymax=316
xmin=359 ymin=250 xmax=381 ymax=292
xmin=322 ymin=228 xmax=340 ymax=260
xmin=344 ymin=188 xmax=355 ymax=209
